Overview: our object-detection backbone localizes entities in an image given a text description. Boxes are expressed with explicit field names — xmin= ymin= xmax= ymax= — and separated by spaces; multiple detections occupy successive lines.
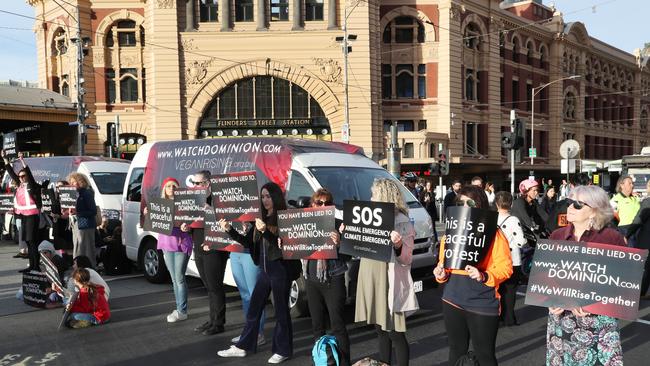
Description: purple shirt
xmin=550 ymin=224 xmax=626 ymax=246
xmin=157 ymin=227 xmax=193 ymax=255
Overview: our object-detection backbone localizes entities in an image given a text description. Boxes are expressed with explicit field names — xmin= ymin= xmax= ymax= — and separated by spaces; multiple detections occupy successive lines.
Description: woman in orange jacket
xmin=433 ymin=185 xmax=512 ymax=366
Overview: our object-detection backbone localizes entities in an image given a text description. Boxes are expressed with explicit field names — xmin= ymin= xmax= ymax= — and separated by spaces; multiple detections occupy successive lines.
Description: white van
xmin=122 ymin=138 xmax=435 ymax=316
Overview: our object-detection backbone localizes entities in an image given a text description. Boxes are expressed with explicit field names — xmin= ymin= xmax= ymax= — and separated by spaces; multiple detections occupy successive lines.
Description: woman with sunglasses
xmin=546 ymin=185 xmax=626 ymax=366
xmin=303 ymin=188 xmax=350 ymax=366
xmin=433 ymin=185 xmax=512 ymax=366
xmin=2 ymin=150 xmax=43 ymax=272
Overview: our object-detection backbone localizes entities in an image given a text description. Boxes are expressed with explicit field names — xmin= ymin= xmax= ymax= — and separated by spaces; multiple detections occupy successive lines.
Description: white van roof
xmin=292 ymin=152 xmax=379 ymax=169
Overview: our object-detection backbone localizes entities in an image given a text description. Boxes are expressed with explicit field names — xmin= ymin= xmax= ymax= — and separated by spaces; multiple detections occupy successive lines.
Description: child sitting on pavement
xmin=65 ymin=268 xmax=110 ymax=329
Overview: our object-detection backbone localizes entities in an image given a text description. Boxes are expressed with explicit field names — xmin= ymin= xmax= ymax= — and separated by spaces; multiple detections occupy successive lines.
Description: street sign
xmin=528 ymin=148 xmax=537 ymax=158
xmin=561 ymin=159 xmax=576 ymax=174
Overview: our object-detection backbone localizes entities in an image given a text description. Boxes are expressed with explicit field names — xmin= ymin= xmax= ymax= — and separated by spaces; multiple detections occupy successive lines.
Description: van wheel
xmin=289 ymin=277 xmax=309 ymax=318
xmin=140 ymin=239 xmax=169 ymax=284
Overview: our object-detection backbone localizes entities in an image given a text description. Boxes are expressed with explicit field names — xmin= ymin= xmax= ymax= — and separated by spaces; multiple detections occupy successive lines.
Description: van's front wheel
xmin=289 ymin=276 xmax=309 ymax=318
xmin=140 ymin=239 xmax=169 ymax=283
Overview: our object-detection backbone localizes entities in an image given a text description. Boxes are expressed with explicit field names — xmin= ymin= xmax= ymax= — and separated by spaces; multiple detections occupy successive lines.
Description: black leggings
xmin=499 ymin=266 xmax=520 ymax=325
xmin=442 ymin=302 xmax=499 ymax=366
xmin=375 ymin=325 xmax=409 ymax=366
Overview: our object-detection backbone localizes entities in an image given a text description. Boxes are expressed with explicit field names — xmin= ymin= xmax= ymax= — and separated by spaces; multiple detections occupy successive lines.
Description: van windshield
xmin=308 ymin=167 xmax=422 ymax=209
xmin=90 ymin=172 xmax=127 ymax=194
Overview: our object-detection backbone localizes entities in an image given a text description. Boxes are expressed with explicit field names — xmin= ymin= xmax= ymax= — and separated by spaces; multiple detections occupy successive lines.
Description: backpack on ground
xmin=312 ymin=335 xmax=340 ymax=366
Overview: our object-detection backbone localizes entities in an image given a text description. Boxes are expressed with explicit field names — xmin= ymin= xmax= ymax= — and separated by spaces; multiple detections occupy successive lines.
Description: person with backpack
xmin=218 ymin=182 xmax=299 ymax=364
xmin=355 ymin=178 xmax=418 ymax=366
xmin=511 ymin=178 xmax=548 ymax=238
xmin=65 ymin=268 xmax=110 ymax=329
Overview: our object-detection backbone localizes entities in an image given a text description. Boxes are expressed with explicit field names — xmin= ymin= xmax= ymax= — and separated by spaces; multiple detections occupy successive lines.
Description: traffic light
xmin=429 ymin=162 xmax=440 ymax=176
xmin=438 ymin=150 xmax=449 ymax=176
xmin=501 ymin=132 xmax=515 ymax=149
xmin=502 ymin=119 xmax=525 ymax=150
xmin=107 ymin=122 xmax=117 ymax=147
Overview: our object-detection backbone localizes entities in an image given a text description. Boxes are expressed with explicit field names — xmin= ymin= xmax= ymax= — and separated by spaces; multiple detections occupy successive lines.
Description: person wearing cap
xmin=403 ymin=172 xmax=419 ymax=198
xmin=511 ymin=178 xmax=548 ymax=237
xmin=145 ymin=177 xmax=193 ymax=323
xmin=38 ymin=240 xmax=70 ymax=308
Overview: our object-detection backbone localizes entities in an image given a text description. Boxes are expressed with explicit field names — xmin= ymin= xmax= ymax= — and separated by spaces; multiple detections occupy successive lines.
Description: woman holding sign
xmin=218 ymin=182 xmax=295 ymax=364
xmin=355 ymin=179 xmax=418 ymax=366
xmin=433 ymin=185 xmax=512 ymax=366
xmin=547 ymin=185 xmax=626 ymax=366
xmin=67 ymin=173 xmax=98 ymax=268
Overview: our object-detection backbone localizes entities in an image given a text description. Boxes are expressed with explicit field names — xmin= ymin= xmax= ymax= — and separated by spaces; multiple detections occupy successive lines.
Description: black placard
xmin=525 ymin=239 xmax=648 ymax=321
xmin=22 ymin=271 xmax=49 ymax=308
xmin=3 ymin=132 xmax=17 ymax=161
xmin=143 ymin=198 xmax=174 ymax=235
xmin=0 ymin=193 xmax=13 ymax=213
xmin=442 ymin=206 xmax=498 ymax=270
xmin=41 ymin=189 xmax=55 ymax=213
xmin=340 ymin=200 xmax=395 ymax=262
xmin=173 ymin=187 xmax=209 ymax=226
xmin=279 ymin=206 xmax=337 ymax=260
xmin=58 ymin=186 xmax=78 ymax=209
xmin=210 ymin=171 xmax=260 ymax=222
xmin=40 ymin=253 xmax=64 ymax=290
xmin=203 ymin=208 xmax=246 ymax=252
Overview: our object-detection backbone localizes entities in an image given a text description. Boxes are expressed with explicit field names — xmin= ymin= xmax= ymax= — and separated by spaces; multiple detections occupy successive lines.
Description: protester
xmin=3 ymin=151 xmax=42 ymax=272
xmin=218 ymin=182 xmax=298 ymax=364
xmin=67 ymin=173 xmax=98 ymax=268
xmin=625 ymin=180 xmax=650 ymax=297
xmin=38 ymin=240 xmax=70 ymax=308
xmin=303 ymin=188 xmax=350 ymax=366
xmin=484 ymin=181 xmax=495 ymax=208
xmin=52 ymin=180 xmax=73 ymax=253
xmin=354 ymin=178 xmax=418 ymax=366
xmin=558 ymin=179 xmax=569 ymax=200
xmin=148 ymin=177 xmax=193 ymax=323
xmin=433 ymin=185 xmax=513 ymax=366
xmin=471 ymin=176 xmax=483 ymax=188
xmin=540 ymin=185 xmax=557 ymax=216
xmin=59 ymin=255 xmax=110 ymax=301
xmin=403 ymin=172 xmax=419 ymax=198
xmin=546 ymin=173 xmax=590 ymax=233
xmin=611 ymin=175 xmax=640 ymax=237
xmin=547 ymin=185 xmax=625 ymax=365
xmin=65 ymin=268 xmax=110 ymax=329
xmin=495 ymin=192 xmax=527 ymax=326
xmin=511 ymin=178 xmax=548 ymax=237
xmin=419 ymin=181 xmax=439 ymax=243
xmin=443 ymin=180 xmax=462 ymax=214
xmin=182 ymin=170 xmax=229 ymax=335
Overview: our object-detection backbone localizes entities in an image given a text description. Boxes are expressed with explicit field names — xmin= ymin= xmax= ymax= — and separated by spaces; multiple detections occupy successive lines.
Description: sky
xmin=0 ymin=0 xmax=647 ymax=82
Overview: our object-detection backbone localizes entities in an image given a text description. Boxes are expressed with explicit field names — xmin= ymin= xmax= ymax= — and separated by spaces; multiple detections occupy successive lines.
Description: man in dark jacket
xmin=511 ymin=179 xmax=548 ymax=236
xmin=545 ymin=173 xmax=590 ymax=233
xmin=443 ymin=180 xmax=462 ymax=215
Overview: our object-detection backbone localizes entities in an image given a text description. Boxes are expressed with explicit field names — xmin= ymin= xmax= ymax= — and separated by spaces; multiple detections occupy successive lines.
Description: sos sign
xmin=340 ymin=200 xmax=395 ymax=262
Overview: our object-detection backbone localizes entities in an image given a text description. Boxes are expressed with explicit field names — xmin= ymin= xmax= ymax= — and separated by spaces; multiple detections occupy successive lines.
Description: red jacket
xmin=70 ymin=285 xmax=110 ymax=324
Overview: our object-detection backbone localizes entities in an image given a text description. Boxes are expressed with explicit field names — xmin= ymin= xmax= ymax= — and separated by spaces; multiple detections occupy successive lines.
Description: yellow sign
xmin=593 ymin=174 xmax=600 ymax=184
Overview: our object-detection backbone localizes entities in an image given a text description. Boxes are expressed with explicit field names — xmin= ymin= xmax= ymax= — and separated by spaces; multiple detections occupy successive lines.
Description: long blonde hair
xmin=67 ymin=172 xmax=91 ymax=188
xmin=371 ymin=178 xmax=409 ymax=216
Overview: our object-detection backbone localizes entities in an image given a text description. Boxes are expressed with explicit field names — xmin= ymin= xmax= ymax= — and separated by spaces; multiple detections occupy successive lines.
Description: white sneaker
xmin=267 ymin=354 xmax=289 ymax=364
xmin=231 ymin=334 xmax=266 ymax=346
xmin=166 ymin=310 xmax=188 ymax=323
xmin=217 ymin=345 xmax=246 ymax=358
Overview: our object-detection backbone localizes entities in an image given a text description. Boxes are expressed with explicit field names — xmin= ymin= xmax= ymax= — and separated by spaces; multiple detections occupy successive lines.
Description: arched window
xmin=395 ymin=65 xmax=414 ymax=98
xmin=564 ymin=92 xmax=577 ymax=119
xmin=383 ymin=16 xmax=425 ymax=44
xmin=526 ymin=41 xmax=534 ymax=65
xmin=585 ymin=59 xmax=592 ymax=82
xmin=120 ymin=69 xmax=139 ymax=102
xmin=465 ymin=69 xmax=478 ymax=101
xmin=641 ymin=109 xmax=649 ymax=133
xmin=61 ymin=81 xmax=69 ymax=97
xmin=464 ymin=23 xmax=481 ymax=50
xmin=512 ymin=37 xmax=520 ymax=63
xmin=106 ymin=20 xmax=142 ymax=47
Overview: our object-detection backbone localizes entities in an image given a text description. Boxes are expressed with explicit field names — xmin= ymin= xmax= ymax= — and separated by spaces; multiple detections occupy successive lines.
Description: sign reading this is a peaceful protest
xmin=41 ymin=189 xmax=55 ymax=213
xmin=22 ymin=271 xmax=49 ymax=308
xmin=0 ymin=193 xmax=14 ymax=213
xmin=3 ymin=132 xmax=17 ymax=161
xmin=40 ymin=252 xmax=64 ymax=290
xmin=144 ymin=198 xmax=174 ymax=236
xmin=340 ymin=200 xmax=395 ymax=262
xmin=525 ymin=239 xmax=648 ymax=321
xmin=442 ymin=206 xmax=498 ymax=270
xmin=58 ymin=186 xmax=79 ymax=209
xmin=203 ymin=208 xmax=245 ymax=252
xmin=278 ymin=206 xmax=337 ymax=260
xmin=173 ymin=188 xmax=208 ymax=226
xmin=210 ymin=171 xmax=260 ymax=222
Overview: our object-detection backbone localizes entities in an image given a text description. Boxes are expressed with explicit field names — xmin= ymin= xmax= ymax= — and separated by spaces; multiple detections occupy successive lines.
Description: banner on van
xmin=203 ymin=208 xmax=245 ymax=252
xmin=340 ymin=200 xmax=395 ymax=262
xmin=173 ymin=187 xmax=209 ymax=226
xmin=210 ymin=171 xmax=261 ymax=222
xmin=58 ymin=186 xmax=78 ymax=209
xmin=3 ymin=132 xmax=17 ymax=161
xmin=143 ymin=198 xmax=174 ymax=236
xmin=0 ymin=193 xmax=13 ymax=213
xmin=442 ymin=206 xmax=498 ymax=270
xmin=278 ymin=206 xmax=337 ymax=260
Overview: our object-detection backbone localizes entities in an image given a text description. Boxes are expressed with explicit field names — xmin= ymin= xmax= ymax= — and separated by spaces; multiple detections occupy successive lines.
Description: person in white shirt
xmin=495 ymin=191 xmax=528 ymax=326
xmin=484 ymin=182 xmax=495 ymax=208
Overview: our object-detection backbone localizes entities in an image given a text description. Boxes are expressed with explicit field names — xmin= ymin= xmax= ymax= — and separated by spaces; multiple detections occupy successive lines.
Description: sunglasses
xmin=313 ymin=199 xmax=332 ymax=206
xmin=456 ymin=198 xmax=476 ymax=208
xmin=191 ymin=180 xmax=208 ymax=185
xmin=567 ymin=198 xmax=590 ymax=210
xmin=18 ymin=175 xmax=27 ymax=178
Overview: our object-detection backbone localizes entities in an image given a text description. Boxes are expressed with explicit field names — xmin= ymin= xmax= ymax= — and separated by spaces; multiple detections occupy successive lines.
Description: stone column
xmin=327 ymin=0 xmax=336 ymax=29
xmin=257 ymin=0 xmax=267 ymax=30
xmin=292 ymin=0 xmax=303 ymax=30
xmin=221 ymin=0 xmax=231 ymax=31
xmin=185 ymin=0 xmax=195 ymax=31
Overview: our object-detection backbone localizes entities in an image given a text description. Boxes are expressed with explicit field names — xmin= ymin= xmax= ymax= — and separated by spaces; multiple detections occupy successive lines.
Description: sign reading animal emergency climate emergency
xmin=340 ymin=200 xmax=395 ymax=262
xmin=442 ymin=206 xmax=498 ymax=270
xmin=525 ymin=239 xmax=648 ymax=321
xmin=0 ymin=193 xmax=14 ymax=213
xmin=173 ymin=188 xmax=208 ymax=226
xmin=210 ymin=171 xmax=260 ymax=222
xmin=57 ymin=186 xmax=78 ymax=209
xmin=3 ymin=132 xmax=17 ymax=161
xmin=278 ymin=206 xmax=337 ymax=260
xmin=144 ymin=198 xmax=174 ymax=236
xmin=203 ymin=208 xmax=245 ymax=252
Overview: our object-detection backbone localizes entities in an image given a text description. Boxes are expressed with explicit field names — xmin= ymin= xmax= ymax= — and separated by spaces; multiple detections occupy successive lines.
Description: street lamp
xmin=530 ymin=75 xmax=581 ymax=166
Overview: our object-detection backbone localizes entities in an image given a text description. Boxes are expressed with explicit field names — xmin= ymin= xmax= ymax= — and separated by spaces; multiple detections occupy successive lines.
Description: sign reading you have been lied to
xmin=443 ymin=206 xmax=498 ymax=270
xmin=525 ymin=239 xmax=648 ymax=321
xmin=173 ymin=187 xmax=209 ymax=227
xmin=203 ymin=207 xmax=246 ymax=253
xmin=340 ymin=200 xmax=395 ymax=262
xmin=278 ymin=206 xmax=337 ymax=260
xmin=210 ymin=171 xmax=260 ymax=222
xmin=144 ymin=198 xmax=175 ymax=236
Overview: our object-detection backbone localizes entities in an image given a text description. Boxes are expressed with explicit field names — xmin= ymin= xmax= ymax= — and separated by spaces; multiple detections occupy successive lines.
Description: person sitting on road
xmin=38 ymin=240 xmax=70 ymax=308
xmin=65 ymin=268 xmax=110 ymax=329
xmin=57 ymin=255 xmax=110 ymax=302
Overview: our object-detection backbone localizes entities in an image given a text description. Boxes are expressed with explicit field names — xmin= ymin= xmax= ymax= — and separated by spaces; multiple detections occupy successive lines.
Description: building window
xmin=383 ymin=16 xmax=425 ymax=44
xmin=512 ymin=37 xmax=520 ymax=63
xmin=52 ymin=28 xmax=68 ymax=56
xmin=417 ymin=64 xmax=426 ymax=99
xmin=526 ymin=83 xmax=533 ymax=111
xmin=463 ymin=23 xmax=481 ymax=50
xmin=200 ymin=0 xmax=218 ymax=22
xmin=564 ymin=92 xmax=577 ymax=119
xmin=512 ymin=80 xmax=519 ymax=109
xmin=106 ymin=20 xmax=143 ymax=48
xmin=106 ymin=69 xmax=116 ymax=103
xmin=396 ymin=65 xmax=414 ymax=99
xmin=305 ymin=0 xmax=324 ymax=21
xmin=235 ymin=0 xmax=254 ymax=22
xmin=465 ymin=69 xmax=477 ymax=101
xmin=418 ymin=120 xmax=427 ymax=131
xmin=120 ymin=69 xmax=139 ymax=102
xmin=382 ymin=64 xmax=392 ymax=99
xmin=403 ymin=143 xmax=414 ymax=158
xmin=526 ymin=42 xmax=534 ymax=65
xmin=383 ymin=120 xmax=414 ymax=132
xmin=61 ymin=81 xmax=69 ymax=97
xmin=464 ymin=122 xmax=487 ymax=155
xmin=270 ymin=0 xmax=289 ymax=21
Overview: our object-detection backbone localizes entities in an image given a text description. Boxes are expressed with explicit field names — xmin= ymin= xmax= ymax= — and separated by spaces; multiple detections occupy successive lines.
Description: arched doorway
xmin=197 ymin=76 xmax=331 ymax=139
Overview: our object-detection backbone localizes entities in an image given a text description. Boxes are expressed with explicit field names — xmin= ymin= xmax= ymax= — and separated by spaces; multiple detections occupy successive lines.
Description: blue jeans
xmin=69 ymin=312 xmax=99 ymax=325
xmin=163 ymin=251 xmax=190 ymax=314
xmin=230 ymin=252 xmax=265 ymax=332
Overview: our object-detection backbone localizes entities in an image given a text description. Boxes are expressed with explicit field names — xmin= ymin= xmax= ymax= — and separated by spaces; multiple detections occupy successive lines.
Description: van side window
xmin=286 ymin=170 xmax=313 ymax=207
xmin=126 ymin=168 xmax=144 ymax=202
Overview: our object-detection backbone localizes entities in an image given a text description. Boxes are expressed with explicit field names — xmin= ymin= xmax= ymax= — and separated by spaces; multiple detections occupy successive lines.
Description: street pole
xmin=342 ymin=1 xmax=350 ymax=144
xmin=386 ymin=122 xmax=401 ymax=178
xmin=510 ymin=110 xmax=516 ymax=195
xmin=75 ymin=5 xmax=86 ymax=156
xmin=115 ymin=114 xmax=121 ymax=157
